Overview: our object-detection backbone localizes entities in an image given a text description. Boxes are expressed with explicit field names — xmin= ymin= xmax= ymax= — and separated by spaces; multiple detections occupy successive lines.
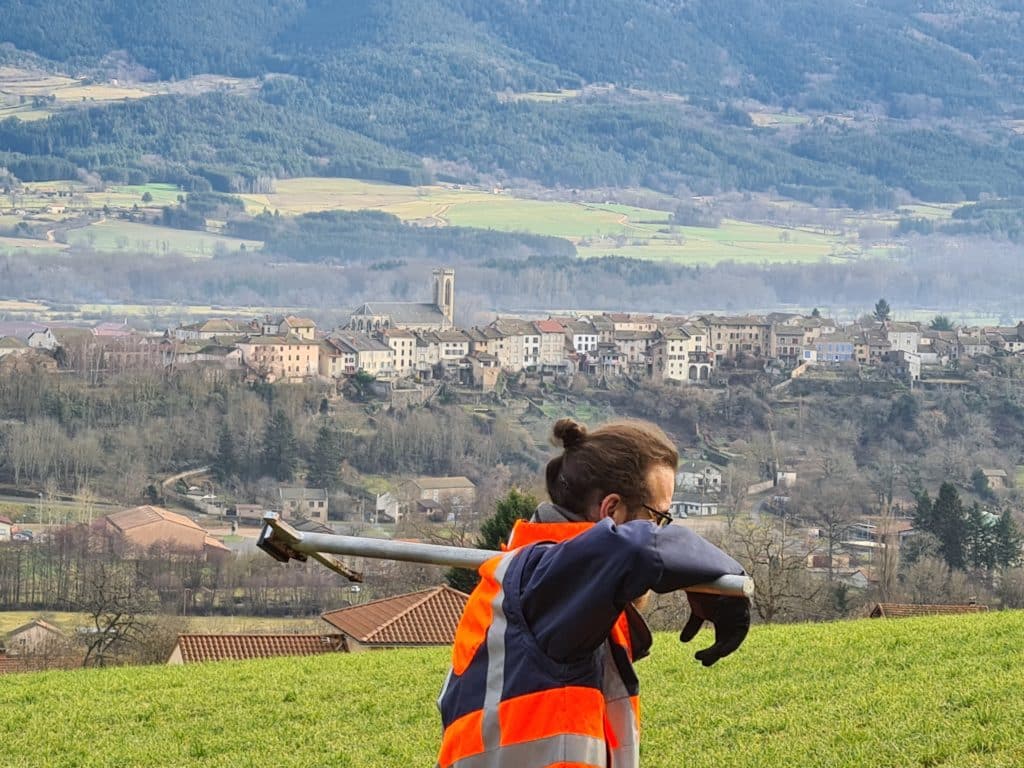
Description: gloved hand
xmin=679 ymin=592 xmax=750 ymax=667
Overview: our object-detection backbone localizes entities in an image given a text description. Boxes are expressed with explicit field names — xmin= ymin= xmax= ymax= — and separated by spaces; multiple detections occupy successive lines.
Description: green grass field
xmin=240 ymin=178 xmax=856 ymax=265
xmin=0 ymin=235 xmax=67 ymax=255
xmin=2 ymin=612 xmax=1021 ymax=767
xmin=64 ymin=220 xmax=261 ymax=257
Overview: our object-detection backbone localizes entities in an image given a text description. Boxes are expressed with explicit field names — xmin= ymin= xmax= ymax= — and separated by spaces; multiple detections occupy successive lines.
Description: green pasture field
xmin=0 ymin=235 xmax=66 ymax=255
xmin=1016 ymin=465 xmax=1024 ymax=488
xmin=1 ymin=612 xmax=1021 ymax=767
xmin=0 ymin=299 xmax=48 ymax=312
xmin=83 ymin=183 xmax=184 ymax=209
xmin=577 ymin=219 xmax=842 ymax=264
xmin=242 ymin=178 xmax=856 ymax=264
xmin=750 ymin=111 xmax=811 ymax=127
xmin=64 ymin=220 xmax=261 ymax=257
xmin=897 ymin=203 xmax=958 ymax=220
xmin=498 ymin=88 xmax=581 ymax=103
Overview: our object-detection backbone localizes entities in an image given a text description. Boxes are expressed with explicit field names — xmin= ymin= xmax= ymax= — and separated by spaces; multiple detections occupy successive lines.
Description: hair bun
xmin=552 ymin=418 xmax=587 ymax=450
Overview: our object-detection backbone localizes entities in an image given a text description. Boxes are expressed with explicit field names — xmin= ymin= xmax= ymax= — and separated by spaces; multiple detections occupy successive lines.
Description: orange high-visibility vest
xmin=436 ymin=520 xmax=640 ymax=768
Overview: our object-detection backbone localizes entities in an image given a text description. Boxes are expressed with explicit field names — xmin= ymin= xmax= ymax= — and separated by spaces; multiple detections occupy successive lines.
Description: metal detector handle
xmin=257 ymin=512 xmax=754 ymax=598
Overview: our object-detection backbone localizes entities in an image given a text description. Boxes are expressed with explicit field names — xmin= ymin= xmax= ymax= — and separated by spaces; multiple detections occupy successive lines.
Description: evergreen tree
xmin=965 ymin=501 xmax=996 ymax=571
xmin=873 ymin=298 xmax=892 ymax=322
xmin=212 ymin=422 xmax=236 ymax=483
xmin=261 ymin=409 xmax=298 ymax=481
xmin=446 ymin=489 xmax=537 ymax=593
xmin=912 ymin=489 xmax=933 ymax=533
xmin=929 ymin=315 xmax=953 ymax=331
xmin=971 ymin=468 xmax=994 ymax=501
xmin=931 ymin=482 xmax=967 ymax=570
xmin=307 ymin=423 xmax=343 ymax=491
xmin=995 ymin=510 xmax=1023 ymax=567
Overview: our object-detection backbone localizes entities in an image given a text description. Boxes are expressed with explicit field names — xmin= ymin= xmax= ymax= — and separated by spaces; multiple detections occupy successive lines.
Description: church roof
xmin=353 ymin=302 xmax=446 ymax=324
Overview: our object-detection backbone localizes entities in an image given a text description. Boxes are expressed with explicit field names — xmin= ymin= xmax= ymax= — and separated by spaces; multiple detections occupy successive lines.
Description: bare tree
xmin=723 ymin=518 xmax=822 ymax=623
xmin=78 ymin=559 xmax=158 ymax=667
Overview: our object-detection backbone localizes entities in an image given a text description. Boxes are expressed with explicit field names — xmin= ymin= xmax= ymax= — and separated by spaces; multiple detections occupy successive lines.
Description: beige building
xmin=607 ymin=313 xmax=658 ymax=333
xmin=468 ymin=352 xmax=501 ymax=392
xmin=104 ymin=506 xmax=230 ymax=557
xmin=400 ymin=476 xmax=477 ymax=519
xmin=5 ymin=619 xmax=66 ymax=655
xmin=884 ymin=322 xmax=923 ymax=355
xmin=280 ymin=315 xmax=317 ymax=341
xmin=237 ymin=334 xmax=320 ymax=382
xmin=489 ymin=319 xmax=533 ymax=371
xmin=650 ymin=325 xmax=712 ymax=383
xmin=432 ymin=329 xmax=471 ymax=363
xmin=533 ymin=320 xmax=568 ymax=367
xmin=175 ymin=318 xmax=251 ymax=341
xmin=330 ymin=333 xmax=394 ymax=378
xmin=613 ymin=330 xmax=657 ymax=366
xmin=701 ymin=315 xmax=771 ymax=358
xmin=382 ymin=328 xmax=418 ymax=376
xmin=318 ymin=338 xmax=353 ymax=378
xmin=465 ymin=326 xmax=503 ymax=357
xmin=279 ymin=487 xmax=329 ymax=524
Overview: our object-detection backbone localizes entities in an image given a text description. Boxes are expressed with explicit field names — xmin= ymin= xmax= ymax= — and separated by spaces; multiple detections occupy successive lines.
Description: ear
xmin=597 ymin=493 xmax=621 ymax=520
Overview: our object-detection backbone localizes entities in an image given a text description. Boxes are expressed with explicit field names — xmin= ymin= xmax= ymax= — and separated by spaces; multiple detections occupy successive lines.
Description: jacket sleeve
xmin=518 ymin=518 xmax=744 ymax=662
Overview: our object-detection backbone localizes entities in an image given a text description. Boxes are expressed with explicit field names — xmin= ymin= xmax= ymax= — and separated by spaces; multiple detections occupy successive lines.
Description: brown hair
xmin=545 ymin=418 xmax=678 ymax=518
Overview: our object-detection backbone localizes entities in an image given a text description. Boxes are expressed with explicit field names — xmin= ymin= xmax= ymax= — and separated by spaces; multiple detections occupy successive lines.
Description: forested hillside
xmin=3 ymin=1 xmax=1024 ymax=206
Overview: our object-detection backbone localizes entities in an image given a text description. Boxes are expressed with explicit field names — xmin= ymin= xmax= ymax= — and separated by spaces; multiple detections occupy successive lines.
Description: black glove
xmin=679 ymin=592 xmax=750 ymax=667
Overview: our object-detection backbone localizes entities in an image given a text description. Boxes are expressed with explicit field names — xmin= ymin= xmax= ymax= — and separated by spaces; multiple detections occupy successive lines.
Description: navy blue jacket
xmin=518 ymin=518 xmax=745 ymax=663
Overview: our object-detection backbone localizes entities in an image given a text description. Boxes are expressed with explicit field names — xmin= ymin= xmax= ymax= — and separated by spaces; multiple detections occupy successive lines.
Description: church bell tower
xmin=433 ymin=267 xmax=455 ymax=328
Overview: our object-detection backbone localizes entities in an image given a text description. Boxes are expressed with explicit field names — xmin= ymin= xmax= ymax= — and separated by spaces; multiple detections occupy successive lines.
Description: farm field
xmin=1 ymin=612 xmax=1021 ymax=767
xmin=64 ymin=220 xmax=261 ymax=257
xmin=0 ymin=235 xmax=66 ymax=255
xmin=0 ymin=66 xmax=258 ymax=122
xmin=242 ymin=178 xmax=857 ymax=265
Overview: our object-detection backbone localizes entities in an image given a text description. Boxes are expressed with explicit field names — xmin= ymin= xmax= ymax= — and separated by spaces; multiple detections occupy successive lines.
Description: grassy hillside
xmin=2 ymin=612 xmax=1022 ymax=767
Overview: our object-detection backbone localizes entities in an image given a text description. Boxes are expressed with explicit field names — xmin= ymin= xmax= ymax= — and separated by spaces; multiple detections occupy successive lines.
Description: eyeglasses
xmin=640 ymin=503 xmax=673 ymax=528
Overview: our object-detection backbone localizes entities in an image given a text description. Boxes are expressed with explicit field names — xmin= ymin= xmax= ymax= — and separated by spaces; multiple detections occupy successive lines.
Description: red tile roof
xmin=169 ymin=634 xmax=347 ymax=664
xmin=534 ymin=320 xmax=565 ymax=334
xmin=320 ymin=585 xmax=469 ymax=647
xmin=869 ymin=603 xmax=987 ymax=619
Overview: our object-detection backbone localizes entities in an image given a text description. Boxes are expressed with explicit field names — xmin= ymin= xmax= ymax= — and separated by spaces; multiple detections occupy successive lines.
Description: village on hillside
xmin=2 ymin=267 xmax=1022 ymax=390
xmin=1 ymin=266 xmax=1022 ymax=674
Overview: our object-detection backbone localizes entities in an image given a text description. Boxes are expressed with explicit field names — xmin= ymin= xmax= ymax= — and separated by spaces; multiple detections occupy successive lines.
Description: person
xmin=436 ymin=418 xmax=750 ymax=768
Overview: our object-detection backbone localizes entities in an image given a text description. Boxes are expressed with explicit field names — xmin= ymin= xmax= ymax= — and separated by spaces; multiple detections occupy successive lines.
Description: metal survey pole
xmin=257 ymin=512 xmax=753 ymax=598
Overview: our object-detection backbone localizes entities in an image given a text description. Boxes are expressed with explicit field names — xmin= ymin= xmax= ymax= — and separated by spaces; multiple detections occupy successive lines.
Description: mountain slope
xmin=3 ymin=1 xmax=1024 ymax=206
